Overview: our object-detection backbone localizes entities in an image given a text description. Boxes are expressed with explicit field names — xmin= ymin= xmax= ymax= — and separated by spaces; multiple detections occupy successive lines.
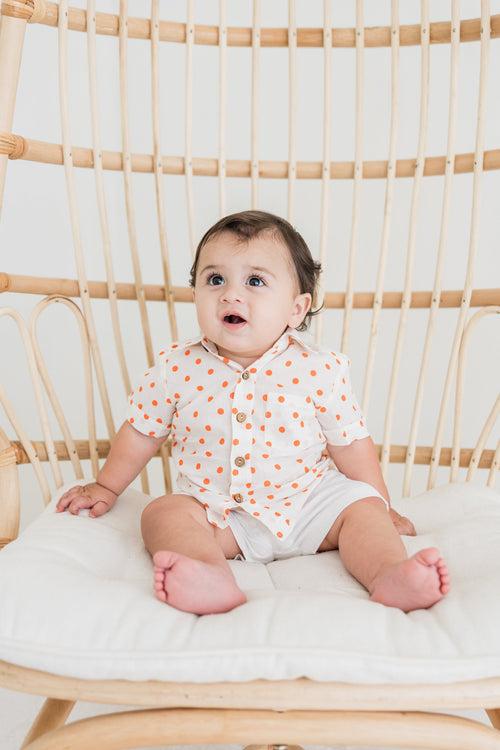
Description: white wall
xmin=1 ymin=1 xmax=499 ymax=531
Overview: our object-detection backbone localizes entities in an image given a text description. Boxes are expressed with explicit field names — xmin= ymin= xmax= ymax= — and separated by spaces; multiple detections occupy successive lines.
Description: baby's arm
xmin=327 ymin=437 xmax=417 ymax=535
xmin=96 ymin=420 xmax=165 ymax=495
xmin=327 ymin=436 xmax=390 ymax=505
xmin=56 ymin=421 xmax=166 ymax=516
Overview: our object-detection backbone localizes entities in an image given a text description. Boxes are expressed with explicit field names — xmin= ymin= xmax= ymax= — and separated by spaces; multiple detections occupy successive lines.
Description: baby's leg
xmin=141 ymin=494 xmax=246 ymax=615
xmin=321 ymin=497 xmax=450 ymax=612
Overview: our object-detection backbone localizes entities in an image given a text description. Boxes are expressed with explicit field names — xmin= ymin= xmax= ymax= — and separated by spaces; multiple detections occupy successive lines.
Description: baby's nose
xmin=221 ymin=286 xmax=244 ymax=303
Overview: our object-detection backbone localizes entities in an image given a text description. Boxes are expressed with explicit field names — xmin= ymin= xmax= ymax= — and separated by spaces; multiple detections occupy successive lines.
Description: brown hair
xmin=189 ymin=210 xmax=323 ymax=331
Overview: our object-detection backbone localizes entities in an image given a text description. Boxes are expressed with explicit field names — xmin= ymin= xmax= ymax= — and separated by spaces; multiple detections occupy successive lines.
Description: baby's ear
xmin=295 ymin=291 xmax=312 ymax=319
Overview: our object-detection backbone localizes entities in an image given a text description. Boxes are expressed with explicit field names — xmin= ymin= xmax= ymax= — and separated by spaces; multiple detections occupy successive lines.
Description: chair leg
xmin=486 ymin=709 xmax=500 ymax=729
xmin=20 ymin=698 xmax=75 ymax=748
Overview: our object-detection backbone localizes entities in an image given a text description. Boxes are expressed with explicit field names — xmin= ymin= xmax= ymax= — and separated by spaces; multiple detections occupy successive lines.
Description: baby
xmin=56 ymin=209 xmax=450 ymax=615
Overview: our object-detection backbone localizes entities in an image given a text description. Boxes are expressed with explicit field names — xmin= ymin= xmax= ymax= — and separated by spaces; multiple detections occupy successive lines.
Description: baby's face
xmin=192 ymin=230 xmax=311 ymax=367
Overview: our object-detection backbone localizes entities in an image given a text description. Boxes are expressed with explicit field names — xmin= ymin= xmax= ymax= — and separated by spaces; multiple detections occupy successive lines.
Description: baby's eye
xmin=206 ymin=273 xmax=266 ymax=287
xmin=248 ymin=275 xmax=265 ymax=287
xmin=207 ymin=273 xmax=224 ymax=286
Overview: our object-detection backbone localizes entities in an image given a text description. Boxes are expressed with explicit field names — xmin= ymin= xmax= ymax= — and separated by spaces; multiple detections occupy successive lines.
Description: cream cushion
xmin=0 ymin=480 xmax=499 ymax=684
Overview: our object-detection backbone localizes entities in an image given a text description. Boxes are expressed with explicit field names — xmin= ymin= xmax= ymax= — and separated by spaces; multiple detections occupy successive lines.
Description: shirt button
xmin=233 ymin=493 xmax=243 ymax=503
xmin=236 ymin=412 xmax=247 ymax=423
xmin=234 ymin=456 xmax=245 ymax=467
xmin=242 ymin=372 xmax=250 ymax=380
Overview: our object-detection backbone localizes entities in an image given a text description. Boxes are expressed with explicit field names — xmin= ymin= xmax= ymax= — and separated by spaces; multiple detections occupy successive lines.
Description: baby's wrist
xmin=95 ymin=479 xmax=119 ymax=497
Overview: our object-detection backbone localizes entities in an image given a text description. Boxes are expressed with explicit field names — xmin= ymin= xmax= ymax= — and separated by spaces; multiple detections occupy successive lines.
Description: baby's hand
xmin=389 ymin=508 xmax=416 ymax=536
xmin=55 ymin=482 xmax=117 ymax=518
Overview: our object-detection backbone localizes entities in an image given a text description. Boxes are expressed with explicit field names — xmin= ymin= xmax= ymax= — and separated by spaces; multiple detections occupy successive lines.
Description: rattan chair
xmin=0 ymin=1 xmax=499 ymax=749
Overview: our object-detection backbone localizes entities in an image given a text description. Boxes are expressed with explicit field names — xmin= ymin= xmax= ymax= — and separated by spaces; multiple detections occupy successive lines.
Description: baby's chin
xmin=204 ymin=320 xmax=289 ymax=356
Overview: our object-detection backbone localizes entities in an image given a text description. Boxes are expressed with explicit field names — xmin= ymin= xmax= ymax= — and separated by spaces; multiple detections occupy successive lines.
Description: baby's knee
xmin=141 ymin=494 xmax=207 ymax=531
xmin=347 ymin=496 xmax=389 ymax=516
xmin=141 ymin=494 xmax=180 ymax=529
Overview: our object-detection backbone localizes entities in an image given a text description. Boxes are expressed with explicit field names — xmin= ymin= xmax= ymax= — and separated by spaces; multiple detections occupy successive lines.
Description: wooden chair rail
xmin=11 ymin=705 xmax=500 ymax=750
xmin=3 ymin=2 xmax=499 ymax=49
xmin=9 ymin=439 xmax=496 ymax=471
xmin=2 ymin=132 xmax=500 ymax=181
xmin=2 ymin=657 xmax=500 ymax=710
xmin=1 ymin=273 xmax=498 ymax=310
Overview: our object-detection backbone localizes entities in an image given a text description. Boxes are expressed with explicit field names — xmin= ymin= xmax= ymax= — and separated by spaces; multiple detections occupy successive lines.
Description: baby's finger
xmin=89 ymin=500 xmax=110 ymax=518
xmin=66 ymin=495 xmax=94 ymax=515
xmin=56 ymin=487 xmax=85 ymax=512
xmin=404 ymin=518 xmax=417 ymax=536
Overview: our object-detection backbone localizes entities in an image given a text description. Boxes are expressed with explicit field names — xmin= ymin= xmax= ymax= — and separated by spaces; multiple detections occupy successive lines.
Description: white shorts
xmin=226 ymin=468 xmax=389 ymax=564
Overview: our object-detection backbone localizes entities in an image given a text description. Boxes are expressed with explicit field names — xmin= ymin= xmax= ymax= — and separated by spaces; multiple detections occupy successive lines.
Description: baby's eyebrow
xmin=200 ymin=264 xmax=276 ymax=279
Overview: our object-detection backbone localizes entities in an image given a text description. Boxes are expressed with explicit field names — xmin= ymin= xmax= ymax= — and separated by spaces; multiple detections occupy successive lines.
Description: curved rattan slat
xmin=0 ymin=425 xmax=19 ymax=546
xmin=286 ymin=0 xmax=297 ymax=223
xmin=381 ymin=0 xmax=431 ymax=483
xmin=30 ymin=4 xmax=500 ymax=48
xmin=86 ymin=0 xmax=131 ymax=398
xmin=361 ymin=0 xmax=399 ymax=415
xmin=184 ymin=0 xmax=196 ymax=256
xmin=150 ymin=0 xmax=178 ymax=342
xmin=428 ymin=0 xmax=491 ymax=491
xmin=339 ymin=0 xmax=364 ymax=354
xmin=0 ymin=4 xmax=29 ymax=215
xmin=29 ymin=295 xmax=98 ymax=481
xmin=57 ymin=0 xmax=115 ymax=443
xmin=403 ymin=1 xmax=461 ymax=496
xmin=86 ymin=0 xmax=150 ymax=496
xmin=218 ymin=0 xmax=227 ymax=218
xmin=0 ymin=307 xmax=56 ymax=500
xmin=118 ymin=0 xmax=154 ymax=368
xmin=150 ymin=0 xmax=175 ymax=495
xmin=313 ymin=1 xmax=331 ymax=346
xmin=250 ymin=1 xmax=260 ymax=210
xmin=452 ymin=306 xmax=500 ymax=484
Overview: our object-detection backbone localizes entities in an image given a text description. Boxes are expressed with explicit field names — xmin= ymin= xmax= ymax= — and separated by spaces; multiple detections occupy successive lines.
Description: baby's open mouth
xmin=222 ymin=314 xmax=247 ymax=329
xmin=224 ymin=314 xmax=246 ymax=324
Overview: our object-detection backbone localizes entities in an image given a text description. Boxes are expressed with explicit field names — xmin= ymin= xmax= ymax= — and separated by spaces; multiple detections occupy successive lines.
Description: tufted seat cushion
xmin=0 ymin=480 xmax=500 ymax=684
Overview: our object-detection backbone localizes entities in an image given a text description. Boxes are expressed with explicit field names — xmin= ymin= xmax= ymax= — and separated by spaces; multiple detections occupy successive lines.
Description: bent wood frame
xmin=0 ymin=1 xmax=499 ymax=749
xmin=2 ymin=657 xmax=500 ymax=750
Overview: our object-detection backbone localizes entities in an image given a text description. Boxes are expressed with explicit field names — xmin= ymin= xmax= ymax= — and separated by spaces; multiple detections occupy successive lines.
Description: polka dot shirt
xmin=126 ymin=326 xmax=370 ymax=541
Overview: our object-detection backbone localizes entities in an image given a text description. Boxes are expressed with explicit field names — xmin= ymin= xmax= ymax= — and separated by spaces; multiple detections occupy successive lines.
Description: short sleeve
xmin=125 ymin=360 xmax=174 ymax=438
xmin=314 ymin=354 xmax=370 ymax=446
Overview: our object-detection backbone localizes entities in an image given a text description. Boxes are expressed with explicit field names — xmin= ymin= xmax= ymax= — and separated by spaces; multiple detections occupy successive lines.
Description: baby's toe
xmin=417 ymin=547 xmax=441 ymax=566
xmin=438 ymin=567 xmax=450 ymax=594
xmin=437 ymin=560 xmax=449 ymax=574
xmin=154 ymin=577 xmax=167 ymax=601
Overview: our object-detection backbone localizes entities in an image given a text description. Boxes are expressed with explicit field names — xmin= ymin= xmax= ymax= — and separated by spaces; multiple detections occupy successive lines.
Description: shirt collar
xmin=175 ymin=326 xmax=319 ymax=371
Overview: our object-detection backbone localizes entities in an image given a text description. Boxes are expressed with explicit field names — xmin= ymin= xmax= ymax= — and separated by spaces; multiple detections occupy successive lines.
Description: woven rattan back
xmin=0 ymin=2 xmax=498 ymax=533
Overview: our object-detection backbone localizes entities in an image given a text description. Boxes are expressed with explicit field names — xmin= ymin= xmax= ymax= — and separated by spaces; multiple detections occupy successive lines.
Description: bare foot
xmin=153 ymin=550 xmax=247 ymax=615
xmin=369 ymin=547 xmax=450 ymax=613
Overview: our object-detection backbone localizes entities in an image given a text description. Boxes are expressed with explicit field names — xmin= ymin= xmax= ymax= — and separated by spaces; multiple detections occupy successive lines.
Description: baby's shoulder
xmin=301 ymin=339 xmax=351 ymax=370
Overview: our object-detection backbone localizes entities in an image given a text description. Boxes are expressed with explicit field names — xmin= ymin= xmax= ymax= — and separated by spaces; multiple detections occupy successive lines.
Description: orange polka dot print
xmin=125 ymin=327 xmax=370 ymax=541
